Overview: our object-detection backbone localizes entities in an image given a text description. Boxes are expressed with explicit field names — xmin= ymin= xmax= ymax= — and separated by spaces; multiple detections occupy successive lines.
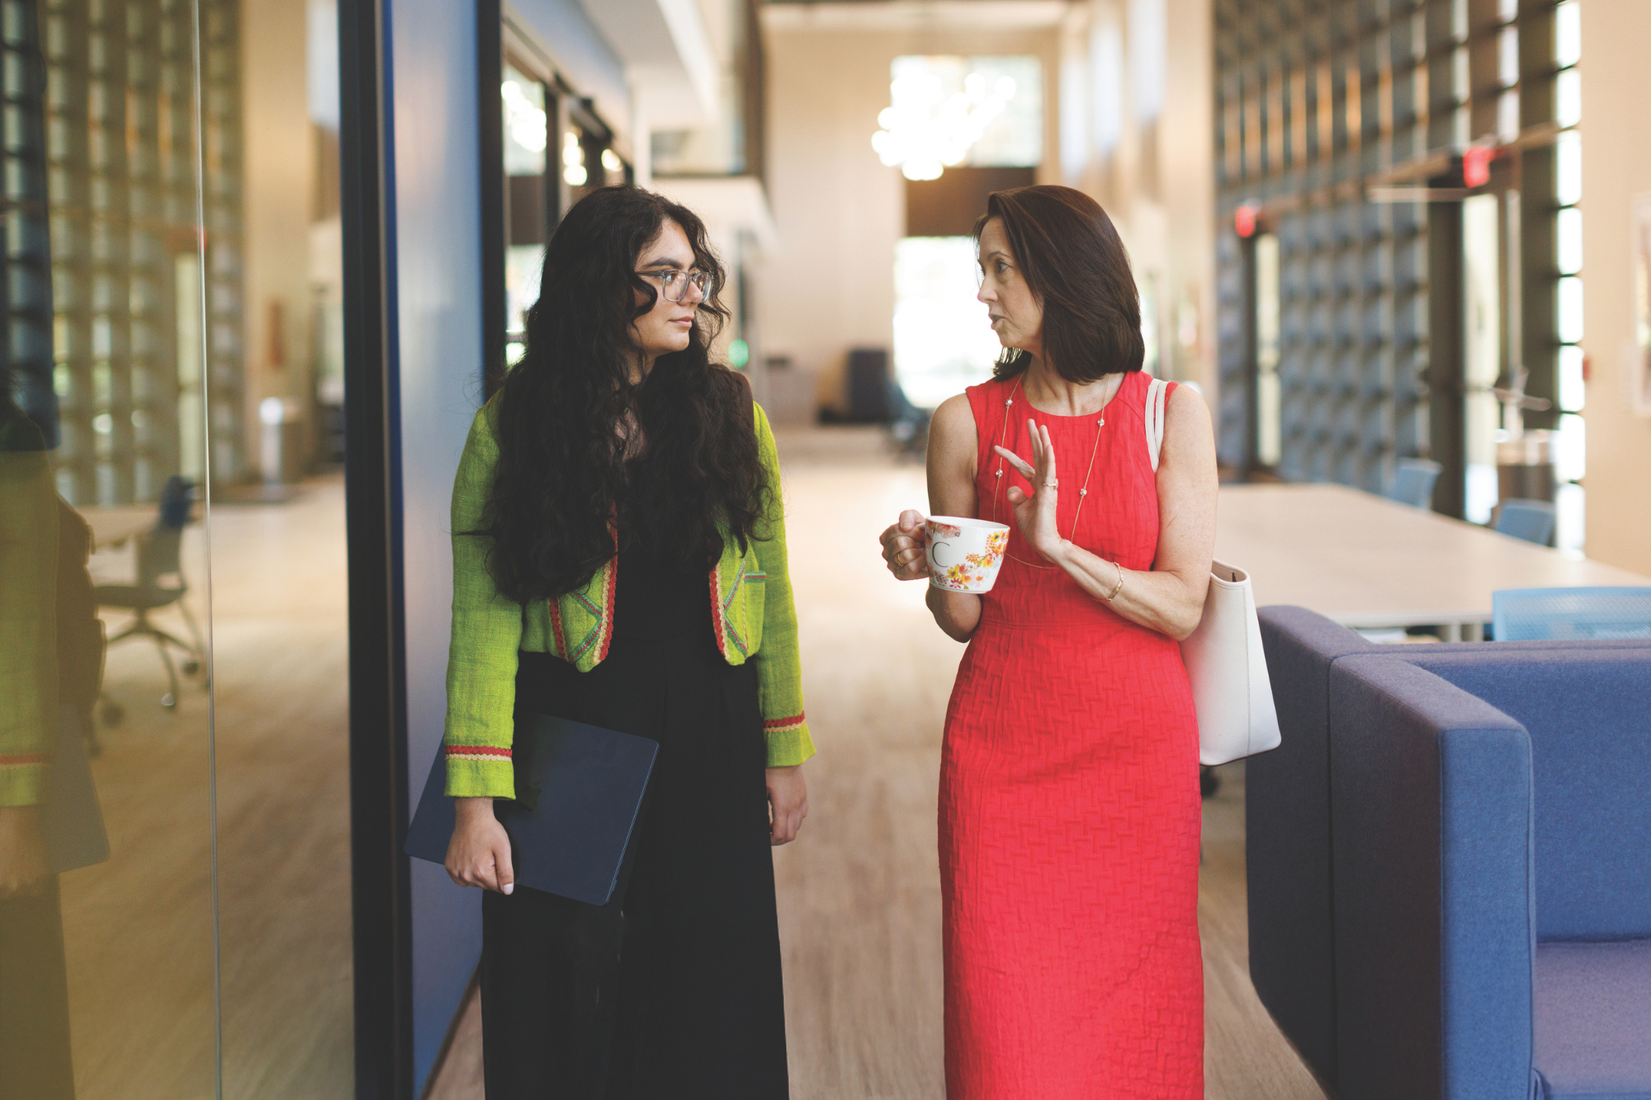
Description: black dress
xmin=478 ymin=538 xmax=790 ymax=1099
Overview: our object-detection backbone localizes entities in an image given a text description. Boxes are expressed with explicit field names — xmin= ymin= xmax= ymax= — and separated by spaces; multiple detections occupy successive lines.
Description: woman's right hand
xmin=0 ymin=805 xmax=50 ymax=899
xmin=878 ymin=509 xmax=930 ymax=580
xmin=446 ymin=797 xmax=515 ymax=894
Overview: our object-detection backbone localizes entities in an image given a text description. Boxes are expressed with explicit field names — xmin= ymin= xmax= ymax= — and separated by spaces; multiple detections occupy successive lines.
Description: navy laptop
xmin=405 ymin=713 xmax=658 ymax=906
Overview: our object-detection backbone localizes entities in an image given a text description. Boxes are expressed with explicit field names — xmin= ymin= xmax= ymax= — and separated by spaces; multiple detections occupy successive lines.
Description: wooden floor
xmin=59 ymin=428 xmax=1323 ymax=1098
xmin=428 ymin=427 xmax=1325 ymax=1099
xmin=65 ymin=477 xmax=354 ymax=1100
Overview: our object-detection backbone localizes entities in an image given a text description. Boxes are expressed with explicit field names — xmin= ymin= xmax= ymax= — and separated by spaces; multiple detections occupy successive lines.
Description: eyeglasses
xmin=637 ymin=267 xmax=711 ymax=303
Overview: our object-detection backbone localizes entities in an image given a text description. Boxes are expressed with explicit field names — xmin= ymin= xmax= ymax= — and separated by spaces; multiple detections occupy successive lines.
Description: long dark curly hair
xmin=974 ymin=185 xmax=1144 ymax=383
xmin=479 ymin=186 xmax=764 ymax=604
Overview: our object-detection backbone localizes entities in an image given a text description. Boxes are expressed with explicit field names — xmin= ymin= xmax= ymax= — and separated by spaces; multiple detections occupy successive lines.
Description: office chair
xmin=96 ymin=476 xmax=205 ymax=711
xmin=1385 ymin=458 xmax=1442 ymax=509
xmin=1494 ymin=498 xmax=1556 ymax=546
xmin=1492 ymin=586 xmax=1651 ymax=642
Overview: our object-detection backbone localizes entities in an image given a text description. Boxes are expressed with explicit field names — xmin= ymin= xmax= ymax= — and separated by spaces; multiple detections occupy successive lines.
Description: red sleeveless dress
xmin=939 ymin=371 xmax=1202 ymax=1098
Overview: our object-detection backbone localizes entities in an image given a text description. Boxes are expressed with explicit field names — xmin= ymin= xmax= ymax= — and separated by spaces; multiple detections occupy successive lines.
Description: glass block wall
xmin=2 ymin=0 xmax=243 ymax=507
xmin=1214 ymin=0 xmax=1578 ymax=529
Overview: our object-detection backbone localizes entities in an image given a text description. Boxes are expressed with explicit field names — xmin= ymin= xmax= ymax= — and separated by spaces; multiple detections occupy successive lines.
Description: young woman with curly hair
xmin=441 ymin=186 xmax=813 ymax=1099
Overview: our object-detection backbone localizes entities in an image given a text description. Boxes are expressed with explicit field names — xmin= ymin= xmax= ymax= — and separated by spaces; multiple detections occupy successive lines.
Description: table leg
xmin=1441 ymin=622 xmax=1462 ymax=642
xmin=1463 ymin=622 xmax=1483 ymax=642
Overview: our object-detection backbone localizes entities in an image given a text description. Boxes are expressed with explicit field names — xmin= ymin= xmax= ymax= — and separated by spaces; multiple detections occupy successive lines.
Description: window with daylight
xmin=886 ymin=55 xmax=1042 ymax=409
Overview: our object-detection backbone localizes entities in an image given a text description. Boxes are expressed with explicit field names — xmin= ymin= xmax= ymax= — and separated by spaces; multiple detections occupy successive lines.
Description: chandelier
xmin=872 ymin=62 xmax=1018 ymax=182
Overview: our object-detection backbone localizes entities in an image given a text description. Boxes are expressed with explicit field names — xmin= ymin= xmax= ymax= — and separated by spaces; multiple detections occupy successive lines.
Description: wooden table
xmin=1215 ymin=483 xmax=1651 ymax=641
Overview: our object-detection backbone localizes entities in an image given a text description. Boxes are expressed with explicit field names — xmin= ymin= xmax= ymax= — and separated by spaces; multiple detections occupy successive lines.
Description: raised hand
xmin=878 ymin=508 xmax=930 ymax=580
xmin=993 ymin=419 xmax=1064 ymax=561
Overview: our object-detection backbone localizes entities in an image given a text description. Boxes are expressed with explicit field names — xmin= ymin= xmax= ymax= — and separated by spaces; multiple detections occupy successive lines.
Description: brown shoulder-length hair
xmin=974 ymin=185 xmax=1143 ymax=383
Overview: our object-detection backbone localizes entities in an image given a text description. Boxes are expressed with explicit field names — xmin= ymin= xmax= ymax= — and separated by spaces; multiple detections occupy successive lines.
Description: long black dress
xmin=478 ymin=537 xmax=790 ymax=1099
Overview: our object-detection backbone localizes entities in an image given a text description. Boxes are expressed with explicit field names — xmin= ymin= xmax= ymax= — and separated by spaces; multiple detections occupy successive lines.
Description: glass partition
xmin=1 ymin=1 xmax=351 ymax=1095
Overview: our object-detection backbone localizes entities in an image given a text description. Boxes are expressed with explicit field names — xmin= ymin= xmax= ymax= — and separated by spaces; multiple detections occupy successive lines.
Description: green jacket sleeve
xmin=442 ymin=402 xmax=522 ymax=799
xmin=0 ymin=448 xmax=59 ymax=806
xmin=751 ymin=405 xmax=816 ymax=768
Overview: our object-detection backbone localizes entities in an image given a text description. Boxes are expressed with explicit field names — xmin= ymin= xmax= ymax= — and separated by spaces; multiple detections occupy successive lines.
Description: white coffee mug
xmin=926 ymin=516 xmax=1011 ymax=593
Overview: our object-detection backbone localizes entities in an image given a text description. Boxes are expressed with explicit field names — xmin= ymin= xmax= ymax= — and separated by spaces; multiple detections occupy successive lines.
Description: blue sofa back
xmin=1398 ymin=648 xmax=1651 ymax=941
xmin=1328 ymin=656 xmax=1534 ymax=1100
xmin=1248 ymin=608 xmax=1374 ymax=1087
xmin=1250 ymin=608 xmax=1651 ymax=1096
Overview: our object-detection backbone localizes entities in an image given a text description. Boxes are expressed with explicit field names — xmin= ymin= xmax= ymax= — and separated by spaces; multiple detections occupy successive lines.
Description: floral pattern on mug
xmin=937 ymin=562 xmax=988 ymax=590
xmin=927 ymin=522 xmax=1010 ymax=592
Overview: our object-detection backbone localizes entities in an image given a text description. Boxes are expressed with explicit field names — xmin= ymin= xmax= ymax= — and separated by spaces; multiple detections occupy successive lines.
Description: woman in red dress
xmin=879 ymin=186 xmax=1218 ymax=1098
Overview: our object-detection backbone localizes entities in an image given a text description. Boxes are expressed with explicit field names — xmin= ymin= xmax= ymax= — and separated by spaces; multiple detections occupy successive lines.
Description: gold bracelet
xmin=1103 ymin=561 xmax=1125 ymax=602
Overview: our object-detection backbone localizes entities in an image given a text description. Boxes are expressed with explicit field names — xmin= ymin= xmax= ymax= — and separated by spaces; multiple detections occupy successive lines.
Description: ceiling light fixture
xmin=872 ymin=63 xmax=1017 ymax=182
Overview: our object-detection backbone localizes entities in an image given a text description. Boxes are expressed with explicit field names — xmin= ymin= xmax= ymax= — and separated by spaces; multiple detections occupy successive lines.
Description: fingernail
xmin=502 ymin=883 xmax=514 ymax=895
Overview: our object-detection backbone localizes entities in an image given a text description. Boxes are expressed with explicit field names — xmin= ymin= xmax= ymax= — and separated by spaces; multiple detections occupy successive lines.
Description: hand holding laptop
xmin=446 ymin=797 xmax=515 ymax=895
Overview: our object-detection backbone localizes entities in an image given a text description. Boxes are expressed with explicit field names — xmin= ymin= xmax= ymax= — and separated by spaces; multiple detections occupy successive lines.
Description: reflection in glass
xmin=6 ymin=0 xmax=353 ymax=1095
xmin=504 ymin=61 xmax=549 ymax=366
xmin=0 ymin=391 xmax=82 ymax=1098
xmin=3 ymin=0 xmax=220 ymax=1094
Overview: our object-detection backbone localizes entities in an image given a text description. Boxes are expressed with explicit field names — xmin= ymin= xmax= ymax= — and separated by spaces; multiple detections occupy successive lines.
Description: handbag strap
xmin=1144 ymin=376 xmax=1170 ymax=472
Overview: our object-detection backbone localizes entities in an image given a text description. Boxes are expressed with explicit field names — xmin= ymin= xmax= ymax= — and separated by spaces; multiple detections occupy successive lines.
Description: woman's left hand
xmin=766 ymin=764 xmax=808 ymax=845
xmin=994 ymin=419 xmax=1066 ymax=562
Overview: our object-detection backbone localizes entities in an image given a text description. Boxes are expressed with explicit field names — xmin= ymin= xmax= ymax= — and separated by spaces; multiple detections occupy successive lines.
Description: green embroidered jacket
xmin=0 ymin=412 xmax=57 ymax=807
xmin=442 ymin=393 xmax=814 ymax=799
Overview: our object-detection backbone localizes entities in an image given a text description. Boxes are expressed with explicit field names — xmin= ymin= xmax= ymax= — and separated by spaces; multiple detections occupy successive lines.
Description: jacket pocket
xmin=742 ymin=571 xmax=767 ymax=655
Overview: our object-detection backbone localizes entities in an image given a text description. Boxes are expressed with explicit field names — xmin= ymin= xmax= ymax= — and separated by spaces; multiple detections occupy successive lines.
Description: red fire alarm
xmin=1463 ymin=145 xmax=1494 ymax=189
xmin=1235 ymin=204 xmax=1260 ymax=239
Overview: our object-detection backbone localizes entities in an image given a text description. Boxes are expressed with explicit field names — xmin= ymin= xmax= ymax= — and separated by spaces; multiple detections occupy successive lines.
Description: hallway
xmin=415 ymin=426 xmax=1324 ymax=1097
xmin=81 ymin=435 xmax=1323 ymax=1098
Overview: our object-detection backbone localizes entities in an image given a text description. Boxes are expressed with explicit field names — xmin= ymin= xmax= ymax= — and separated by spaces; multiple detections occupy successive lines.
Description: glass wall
xmin=1 ymin=0 xmax=351 ymax=1095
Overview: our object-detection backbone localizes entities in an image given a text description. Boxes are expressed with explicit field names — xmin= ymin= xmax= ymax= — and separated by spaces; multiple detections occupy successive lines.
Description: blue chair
xmin=1496 ymin=498 xmax=1557 ymax=545
xmin=1385 ymin=458 xmax=1442 ymax=509
xmin=1493 ymin=586 xmax=1651 ymax=642
xmin=1252 ymin=607 xmax=1651 ymax=1100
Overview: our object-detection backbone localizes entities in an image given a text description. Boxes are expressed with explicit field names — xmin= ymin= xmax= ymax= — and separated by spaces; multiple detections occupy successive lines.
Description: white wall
xmin=1063 ymin=0 xmax=1215 ymax=393
xmin=758 ymin=11 xmax=1063 ymax=411
xmin=242 ymin=0 xmax=316 ymax=475
xmin=1580 ymin=0 xmax=1651 ymax=574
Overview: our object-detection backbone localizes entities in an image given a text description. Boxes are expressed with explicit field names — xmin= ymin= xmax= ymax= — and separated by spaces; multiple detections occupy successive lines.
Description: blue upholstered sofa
xmin=1248 ymin=607 xmax=1651 ymax=1100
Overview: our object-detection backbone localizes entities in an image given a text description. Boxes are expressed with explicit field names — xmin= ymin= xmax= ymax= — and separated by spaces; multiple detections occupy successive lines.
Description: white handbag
xmin=1145 ymin=377 xmax=1282 ymax=765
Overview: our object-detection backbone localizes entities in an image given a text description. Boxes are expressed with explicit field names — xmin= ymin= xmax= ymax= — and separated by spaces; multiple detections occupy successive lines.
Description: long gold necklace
xmin=990 ymin=375 xmax=1116 ymax=569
